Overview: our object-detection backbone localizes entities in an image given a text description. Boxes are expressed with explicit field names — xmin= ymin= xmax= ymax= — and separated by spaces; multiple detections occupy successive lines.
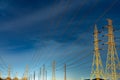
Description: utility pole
xmin=90 ymin=25 xmax=104 ymax=80
xmin=64 ymin=64 xmax=66 ymax=80
xmin=52 ymin=61 xmax=56 ymax=80
xmin=38 ymin=68 xmax=41 ymax=80
xmin=105 ymin=19 xmax=120 ymax=80
xmin=43 ymin=64 xmax=45 ymax=80
xmin=24 ymin=65 xmax=29 ymax=80
xmin=31 ymin=74 xmax=32 ymax=80
xmin=40 ymin=68 xmax=41 ymax=80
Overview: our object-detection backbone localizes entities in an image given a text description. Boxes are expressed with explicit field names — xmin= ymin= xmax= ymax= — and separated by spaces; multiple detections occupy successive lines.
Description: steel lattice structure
xmin=105 ymin=19 xmax=120 ymax=80
xmin=90 ymin=25 xmax=104 ymax=80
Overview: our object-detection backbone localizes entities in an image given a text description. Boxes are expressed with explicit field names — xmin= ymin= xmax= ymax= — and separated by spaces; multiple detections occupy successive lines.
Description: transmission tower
xmin=14 ymin=72 xmax=18 ymax=80
xmin=43 ymin=64 xmax=45 ymax=80
xmin=52 ymin=61 xmax=56 ymax=80
xmin=34 ymin=71 xmax=35 ymax=80
xmin=46 ymin=70 xmax=47 ymax=80
xmin=6 ymin=66 xmax=11 ymax=80
xmin=105 ymin=19 xmax=120 ymax=80
xmin=24 ymin=65 xmax=29 ymax=80
xmin=40 ymin=68 xmax=41 ymax=80
xmin=64 ymin=64 xmax=66 ymax=80
xmin=8 ymin=66 xmax=11 ymax=78
xmin=38 ymin=68 xmax=41 ymax=80
xmin=29 ymin=73 xmax=32 ymax=80
xmin=90 ymin=25 xmax=104 ymax=80
xmin=15 ymin=72 xmax=18 ymax=77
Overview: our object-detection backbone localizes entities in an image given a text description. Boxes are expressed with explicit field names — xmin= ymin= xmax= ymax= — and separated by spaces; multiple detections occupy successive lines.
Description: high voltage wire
xmin=34 ymin=48 xmax=92 ymax=72
xmin=0 ymin=60 xmax=8 ymax=79
xmin=33 ymin=0 xmax=73 ymax=68
xmin=30 ymin=0 xmax=88 ymax=70
xmin=56 ymin=60 xmax=91 ymax=72
xmin=45 ymin=51 xmax=92 ymax=72
xmin=56 ymin=0 xmax=119 ymax=70
xmin=56 ymin=47 xmax=92 ymax=68
xmin=67 ymin=52 xmax=92 ymax=67
xmin=37 ymin=0 xmax=98 ymax=69
xmin=54 ymin=0 xmax=70 ymax=28
xmin=0 ymin=56 xmax=8 ymax=69
xmin=67 ymin=65 xmax=91 ymax=72
xmin=52 ymin=0 xmax=99 ymax=63
xmin=29 ymin=0 xmax=118 ymax=76
xmin=28 ymin=0 xmax=60 ymax=70
xmin=57 ymin=52 xmax=92 ymax=71
xmin=28 ymin=0 xmax=56 ymax=70
xmin=29 ymin=0 xmax=70 ymax=72
xmin=93 ymin=0 xmax=118 ymax=24
xmin=28 ymin=0 xmax=60 ymax=69
xmin=0 ymin=56 xmax=8 ymax=73
xmin=67 ymin=60 xmax=91 ymax=70
xmin=56 ymin=50 xmax=92 ymax=70
xmin=0 ymin=1 xmax=117 ymax=80
xmin=29 ymin=0 xmax=88 ymax=71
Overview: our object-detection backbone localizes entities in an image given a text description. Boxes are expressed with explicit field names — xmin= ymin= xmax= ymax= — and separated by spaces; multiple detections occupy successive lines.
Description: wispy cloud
xmin=0 ymin=0 xmax=85 ymax=31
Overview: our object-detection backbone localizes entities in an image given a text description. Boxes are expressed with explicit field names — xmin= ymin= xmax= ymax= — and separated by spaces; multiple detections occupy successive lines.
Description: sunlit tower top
xmin=105 ymin=19 xmax=120 ymax=80
xmin=90 ymin=25 xmax=104 ymax=80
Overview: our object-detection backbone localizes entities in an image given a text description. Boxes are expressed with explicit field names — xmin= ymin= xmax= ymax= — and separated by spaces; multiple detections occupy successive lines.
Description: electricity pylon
xmin=8 ymin=66 xmax=11 ymax=78
xmin=34 ymin=71 xmax=35 ymax=80
xmin=43 ymin=64 xmax=46 ymax=80
xmin=52 ymin=61 xmax=56 ymax=80
xmin=24 ymin=65 xmax=29 ymax=80
xmin=90 ymin=25 xmax=104 ymax=80
xmin=15 ymin=72 xmax=18 ymax=78
xmin=105 ymin=19 xmax=120 ymax=80
xmin=6 ymin=65 xmax=11 ymax=80
xmin=14 ymin=72 xmax=18 ymax=80
xmin=40 ymin=68 xmax=41 ymax=80
xmin=46 ymin=70 xmax=47 ymax=80
xmin=64 ymin=64 xmax=66 ymax=80
xmin=31 ymin=74 xmax=32 ymax=80
xmin=38 ymin=68 xmax=41 ymax=80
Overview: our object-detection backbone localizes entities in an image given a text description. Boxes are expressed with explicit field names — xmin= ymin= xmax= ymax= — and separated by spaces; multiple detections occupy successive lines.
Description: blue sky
xmin=0 ymin=0 xmax=120 ymax=80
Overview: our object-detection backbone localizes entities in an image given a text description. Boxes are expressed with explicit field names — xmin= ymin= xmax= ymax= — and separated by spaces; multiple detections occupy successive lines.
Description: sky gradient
xmin=0 ymin=0 xmax=120 ymax=80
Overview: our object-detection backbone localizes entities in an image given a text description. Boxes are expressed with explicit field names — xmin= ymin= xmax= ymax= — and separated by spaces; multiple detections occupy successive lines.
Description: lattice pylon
xmin=24 ymin=65 xmax=29 ymax=80
xmin=43 ymin=64 xmax=45 ymax=80
xmin=105 ymin=19 xmax=120 ymax=80
xmin=8 ymin=65 xmax=11 ymax=78
xmin=39 ymin=68 xmax=41 ymax=80
xmin=90 ymin=25 xmax=105 ymax=80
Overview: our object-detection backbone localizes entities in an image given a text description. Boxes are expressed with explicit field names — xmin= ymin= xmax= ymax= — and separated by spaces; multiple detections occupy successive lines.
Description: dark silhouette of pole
xmin=64 ymin=64 xmax=66 ymax=80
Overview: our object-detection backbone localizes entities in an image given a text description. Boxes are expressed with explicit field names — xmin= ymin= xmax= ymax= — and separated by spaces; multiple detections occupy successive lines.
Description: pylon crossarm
xmin=90 ymin=25 xmax=104 ymax=79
